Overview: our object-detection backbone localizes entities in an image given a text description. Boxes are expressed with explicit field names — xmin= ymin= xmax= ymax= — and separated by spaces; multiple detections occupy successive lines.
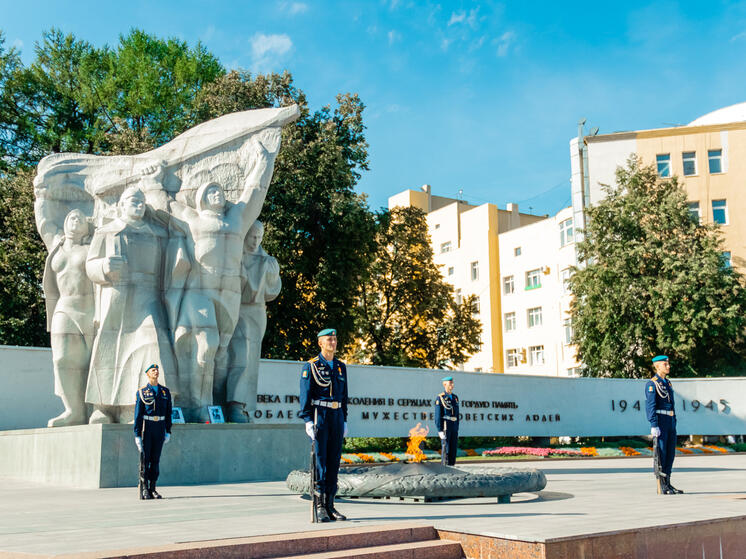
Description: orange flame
xmin=406 ymin=422 xmax=429 ymax=463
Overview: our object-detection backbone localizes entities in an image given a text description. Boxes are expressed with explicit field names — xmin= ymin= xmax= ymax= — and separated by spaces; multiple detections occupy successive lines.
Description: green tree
xmin=345 ymin=206 xmax=482 ymax=368
xmin=197 ymin=71 xmax=377 ymax=359
xmin=0 ymin=167 xmax=47 ymax=345
xmin=570 ymin=157 xmax=746 ymax=378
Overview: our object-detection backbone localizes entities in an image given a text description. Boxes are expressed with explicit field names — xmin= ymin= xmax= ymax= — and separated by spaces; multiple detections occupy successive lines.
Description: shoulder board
xmin=308 ymin=357 xmax=320 ymax=363
xmin=438 ymin=392 xmax=445 ymax=396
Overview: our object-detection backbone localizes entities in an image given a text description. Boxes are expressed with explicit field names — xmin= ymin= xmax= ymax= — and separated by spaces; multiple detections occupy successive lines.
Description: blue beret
xmin=652 ymin=355 xmax=669 ymax=363
xmin=442 ymin=376 xmax=453 ymax=382
xmin=145 ymin=363 xmax=159 ymax=373
xmin=318 ymin=328 xmax=337 ymax=338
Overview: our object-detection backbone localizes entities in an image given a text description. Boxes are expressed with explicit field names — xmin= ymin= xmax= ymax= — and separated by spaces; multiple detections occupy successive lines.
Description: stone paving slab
xmin=1 ymin=455 xmax=745 ymax=556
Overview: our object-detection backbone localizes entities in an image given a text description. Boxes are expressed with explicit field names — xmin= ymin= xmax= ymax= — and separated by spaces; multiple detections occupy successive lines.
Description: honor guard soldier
xmin=645 ymin=355 xmax=683 ymax=495
xmin=435 ymin=376 xmax=460 ymax=466
xmin=299 ymin=328 xmax=349 ymax=522
xmin=134 ymin=364 xmax=173 ymax=499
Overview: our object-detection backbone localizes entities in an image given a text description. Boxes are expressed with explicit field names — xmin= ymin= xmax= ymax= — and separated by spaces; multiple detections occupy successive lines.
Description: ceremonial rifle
xmin=138 ymin=418 xmax=146 ymax=499
xmin=441 ymin=417 xmax=448 ymax=466
xmin=310 ymin=409 xmax=320 ymax=522
xmin=652 ymin=435 xmax=663 ymax=494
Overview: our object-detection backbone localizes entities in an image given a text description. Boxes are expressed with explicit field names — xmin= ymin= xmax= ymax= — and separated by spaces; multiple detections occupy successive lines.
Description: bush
xmin=342 ymin=437 xmax=407 ymax=453
xmin=730 ymin=443 xmax=746 ymax=452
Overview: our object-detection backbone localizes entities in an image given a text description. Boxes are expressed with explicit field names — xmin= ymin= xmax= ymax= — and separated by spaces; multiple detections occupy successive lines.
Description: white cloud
xmin=448 ymin=11 xmax=466 ymax=26
xmin=12 ymin=39 xmax=23 ymax=49
xmin=440 ymin=38 xmax=452 ymax=51
xmin=280 ymin=1 xmax=308 ymax=15
xmin=496 ymin=31 xmax=515 ymax=57
xmin=388 ymin=30 xmax=401 ymax=45
xmin=448 ymin=8 xmax=478 ymax=28
xmin=730 ymin=31 xmax=746 ymax=42
xmin=249 ymin=33 xmax=293 ymax=70
xmin=201 ymin=25 xmax=216 ymax=42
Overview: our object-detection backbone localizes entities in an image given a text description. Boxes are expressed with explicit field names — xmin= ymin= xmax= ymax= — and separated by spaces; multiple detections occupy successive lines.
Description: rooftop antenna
xmin=589 ymin=126 xmax=599 ymax=136
xmin=457 ymin=188 xmax=463 ymax=201
xmin=528 ymin=205 xmax=533 ymax=214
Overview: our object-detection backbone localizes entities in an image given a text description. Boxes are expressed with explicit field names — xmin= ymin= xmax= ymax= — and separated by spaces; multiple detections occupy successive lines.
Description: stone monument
xmin=33 ymin=105 xmax=299 ymax=425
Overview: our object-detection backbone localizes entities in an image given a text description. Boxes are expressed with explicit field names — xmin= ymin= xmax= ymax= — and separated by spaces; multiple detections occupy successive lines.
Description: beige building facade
xmin=571 ymin=102 xmax=746 ymax=269
xmin=388 ymin=185 xmax=543 ymax=373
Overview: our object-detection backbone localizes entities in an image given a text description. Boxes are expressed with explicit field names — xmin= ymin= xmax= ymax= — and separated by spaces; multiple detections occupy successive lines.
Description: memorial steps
xmin=38 ymin=524 xmax=464 ymax=559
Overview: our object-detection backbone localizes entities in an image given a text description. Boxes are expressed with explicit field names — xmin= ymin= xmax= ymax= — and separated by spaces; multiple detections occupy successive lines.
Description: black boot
xmin=659 ymin=475 xmax=674 ymax=495
xmin=150 ymin=480 xmax=162 ymax=499
xmin=141 ymin=481 xmax=153 ymax=500
xmin=314 ymin=492 xmax=331 ymax=523
xmin=326 ymin=493 xmax=347 ymax=521
xmin=667 ymin=476 xmax=684 ymax=494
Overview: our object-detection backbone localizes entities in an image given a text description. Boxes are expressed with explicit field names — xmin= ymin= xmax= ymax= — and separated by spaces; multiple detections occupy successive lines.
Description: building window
xmin=559 ymin=218 xmax=574 ymax=247
xmin=529 ymin=345 xmax=545 ymax=365
xmin=712 ymin=199 xmax=728 ymax=225
xmin=688 ymin=202 xmax=701 ymax=224
xmin=440 ymin=241 xmax=452 ymax=253
xmin=514 ymin=247 xmax=521 ymax=256
xmin=471 ymin=296 xmax=480 ymax=315
xmin=504 ymin=312 xmax=516 ymax=332
xmin=470 ymin=261 xmax=479 ymax=281
xmin=722 ymin=251 xmax=732 ymax=269
xmin=506 ymin=349 xmax=519 ymax=368
xmin=474 ymin=367 xmax=482 ymax=372
xmin=656 ymin=154 xmax=671 ymax=177
xmin=561 ymin=268 xmax=572 ymax=294
xmin=455 ymin=289 xmax=462 ymax=304
xmin=682 ymin=151 xmax=697 ymax=176
xmin=526 ymin=269 xmax=541 ymax=290
xmin=567 ymin=367 xmax=581 ymax=376
xmin=503 ymin=275 xmax=514 ymax=294
xmin=708 ymin=149 xmax=722 ymax=174
xmin=527 ymin=307 xmax=543 ymax=328
xmin=563 ymin=318 xmax=573 ymax=345
xmin=434 ymin=223 xmax=440 ymax=229
xmin=448 ymin=266 xmax=454 ymax=276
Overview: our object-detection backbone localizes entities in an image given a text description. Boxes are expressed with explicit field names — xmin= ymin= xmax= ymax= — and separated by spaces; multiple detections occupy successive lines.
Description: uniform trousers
xmin=656 ymin=414 xmax=677 ymax=476
xmin=142 ymin=423 xmax=166 ymax=482
xmin=314 ymin=407 xmax=344 ymax=495
xmin=443 ymin=425 xmax=459 ymax=466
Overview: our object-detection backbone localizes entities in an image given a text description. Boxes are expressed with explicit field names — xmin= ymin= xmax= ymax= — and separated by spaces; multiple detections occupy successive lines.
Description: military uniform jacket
xmin=299 ymin=354 xmax=348 ymax=423
xmin=645 ymin=374 xmax=675 ymax=427
xmin=134 ymin=384 xmax=173 ymax=438
xmin=435 ymin=392 xmax=459 ymax=432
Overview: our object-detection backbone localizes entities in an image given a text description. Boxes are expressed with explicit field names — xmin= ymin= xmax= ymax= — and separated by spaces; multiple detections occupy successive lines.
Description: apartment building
xmin=388 ymin=185 xmax=543 ymax=373
xmin=571 ymin=102 xmax=746 ymax=269
xmin=498 ymin=207 xmax=580 ymax=376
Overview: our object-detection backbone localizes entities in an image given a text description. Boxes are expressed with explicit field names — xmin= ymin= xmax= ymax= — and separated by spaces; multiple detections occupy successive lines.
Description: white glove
xmin=343 ymin=422 xmax=349 ymax=437
xmin=135 ymin=436 xmax=143 ymax=453
xmin=305 ymin=422 xmax=315 ymax=440
xmin=651 ymin=427 xmax=661 ymax=437
xmin=164 ymin=433 xmax=171 ymax=444
xmin=438 ymin=431 xmax=446 ymax=440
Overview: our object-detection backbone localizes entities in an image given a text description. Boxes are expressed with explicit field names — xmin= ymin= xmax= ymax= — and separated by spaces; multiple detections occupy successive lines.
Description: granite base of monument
xmin=0 ymin=423 xmax=306 ymax=488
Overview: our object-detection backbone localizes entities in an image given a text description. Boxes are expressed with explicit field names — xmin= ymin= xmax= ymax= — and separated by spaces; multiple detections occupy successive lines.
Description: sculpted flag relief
xmin=33 ymin=105 xmax=298 ymax=425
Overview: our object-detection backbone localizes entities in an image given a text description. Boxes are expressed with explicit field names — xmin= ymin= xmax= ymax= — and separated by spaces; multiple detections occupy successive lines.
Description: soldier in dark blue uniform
xmin=435 ymin=376 xmax=459 ymax=466
xmin=645 ymin=355 xmax=683 ymax=495
xmin=299 ymin=328 xmax=349 ymax=522
xmin=134 ymin=364 xmax=173 ymax=499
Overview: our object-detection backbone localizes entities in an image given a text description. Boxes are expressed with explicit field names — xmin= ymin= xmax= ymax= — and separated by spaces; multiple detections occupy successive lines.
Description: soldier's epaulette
xmin=438 ymin=392 xmax=445 ymax=396
xmin=309 ymin=356 xmax=320 ymax=363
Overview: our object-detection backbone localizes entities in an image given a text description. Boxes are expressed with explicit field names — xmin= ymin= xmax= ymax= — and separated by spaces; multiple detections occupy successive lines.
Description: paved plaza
xmin=1 ymin=454 xmax=746 ymax=556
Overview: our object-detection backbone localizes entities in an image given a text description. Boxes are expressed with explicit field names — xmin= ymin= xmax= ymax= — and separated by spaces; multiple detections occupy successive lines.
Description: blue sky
xmin=3 ymin=1 xmax=746 ymax=215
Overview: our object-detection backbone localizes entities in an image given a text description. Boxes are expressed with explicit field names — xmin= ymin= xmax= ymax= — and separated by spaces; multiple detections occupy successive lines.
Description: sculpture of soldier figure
xmin=221 ymin=220 xmax=281 ymax=422
xmin=141 ymin=137 xmax=277 ymax=422
xmin=36 ymin=207 xmax=96 ymax=426
xmin=85 ymin=186 xmax=177 ymax=424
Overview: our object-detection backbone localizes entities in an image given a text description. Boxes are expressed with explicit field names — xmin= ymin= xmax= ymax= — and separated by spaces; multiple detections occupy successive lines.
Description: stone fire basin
xmin=286 ymin=462 xmax=547 ymax=500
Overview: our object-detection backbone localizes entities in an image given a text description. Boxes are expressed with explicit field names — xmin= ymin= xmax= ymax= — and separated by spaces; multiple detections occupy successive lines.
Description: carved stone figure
xmin=85 ymin=187 xmax=177 ymax=423
xmin=37 ymin=208 xmax=95 ymax=426
xmin=33 ymin=105 xmax=299 ymax=424
xmin=222 ymin=221 xmax=282 ymax=422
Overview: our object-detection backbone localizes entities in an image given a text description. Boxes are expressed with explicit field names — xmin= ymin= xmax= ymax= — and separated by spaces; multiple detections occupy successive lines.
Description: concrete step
xmin=273 ymin=539 xmax=464 ymax=559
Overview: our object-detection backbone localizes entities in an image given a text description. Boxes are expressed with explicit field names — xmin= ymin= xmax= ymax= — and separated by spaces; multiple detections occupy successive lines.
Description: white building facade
xmin=498 ymin=206 xmax=581 ymax=376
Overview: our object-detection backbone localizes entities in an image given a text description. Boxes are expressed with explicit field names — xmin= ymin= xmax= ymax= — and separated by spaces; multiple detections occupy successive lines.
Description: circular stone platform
xmin=286 ymin=462 xmax=546 ymax=499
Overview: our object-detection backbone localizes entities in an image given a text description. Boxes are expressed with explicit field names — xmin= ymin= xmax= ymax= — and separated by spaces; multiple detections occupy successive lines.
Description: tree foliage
xmin=570 ymin=157 xmax=746 ymax=378
xmin=345 ymin=206 xmax=482 ymax=368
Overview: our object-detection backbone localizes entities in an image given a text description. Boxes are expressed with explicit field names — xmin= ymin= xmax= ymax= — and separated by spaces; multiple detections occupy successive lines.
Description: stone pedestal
xmin=0 ymin=423 xmax=306 ymax=488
